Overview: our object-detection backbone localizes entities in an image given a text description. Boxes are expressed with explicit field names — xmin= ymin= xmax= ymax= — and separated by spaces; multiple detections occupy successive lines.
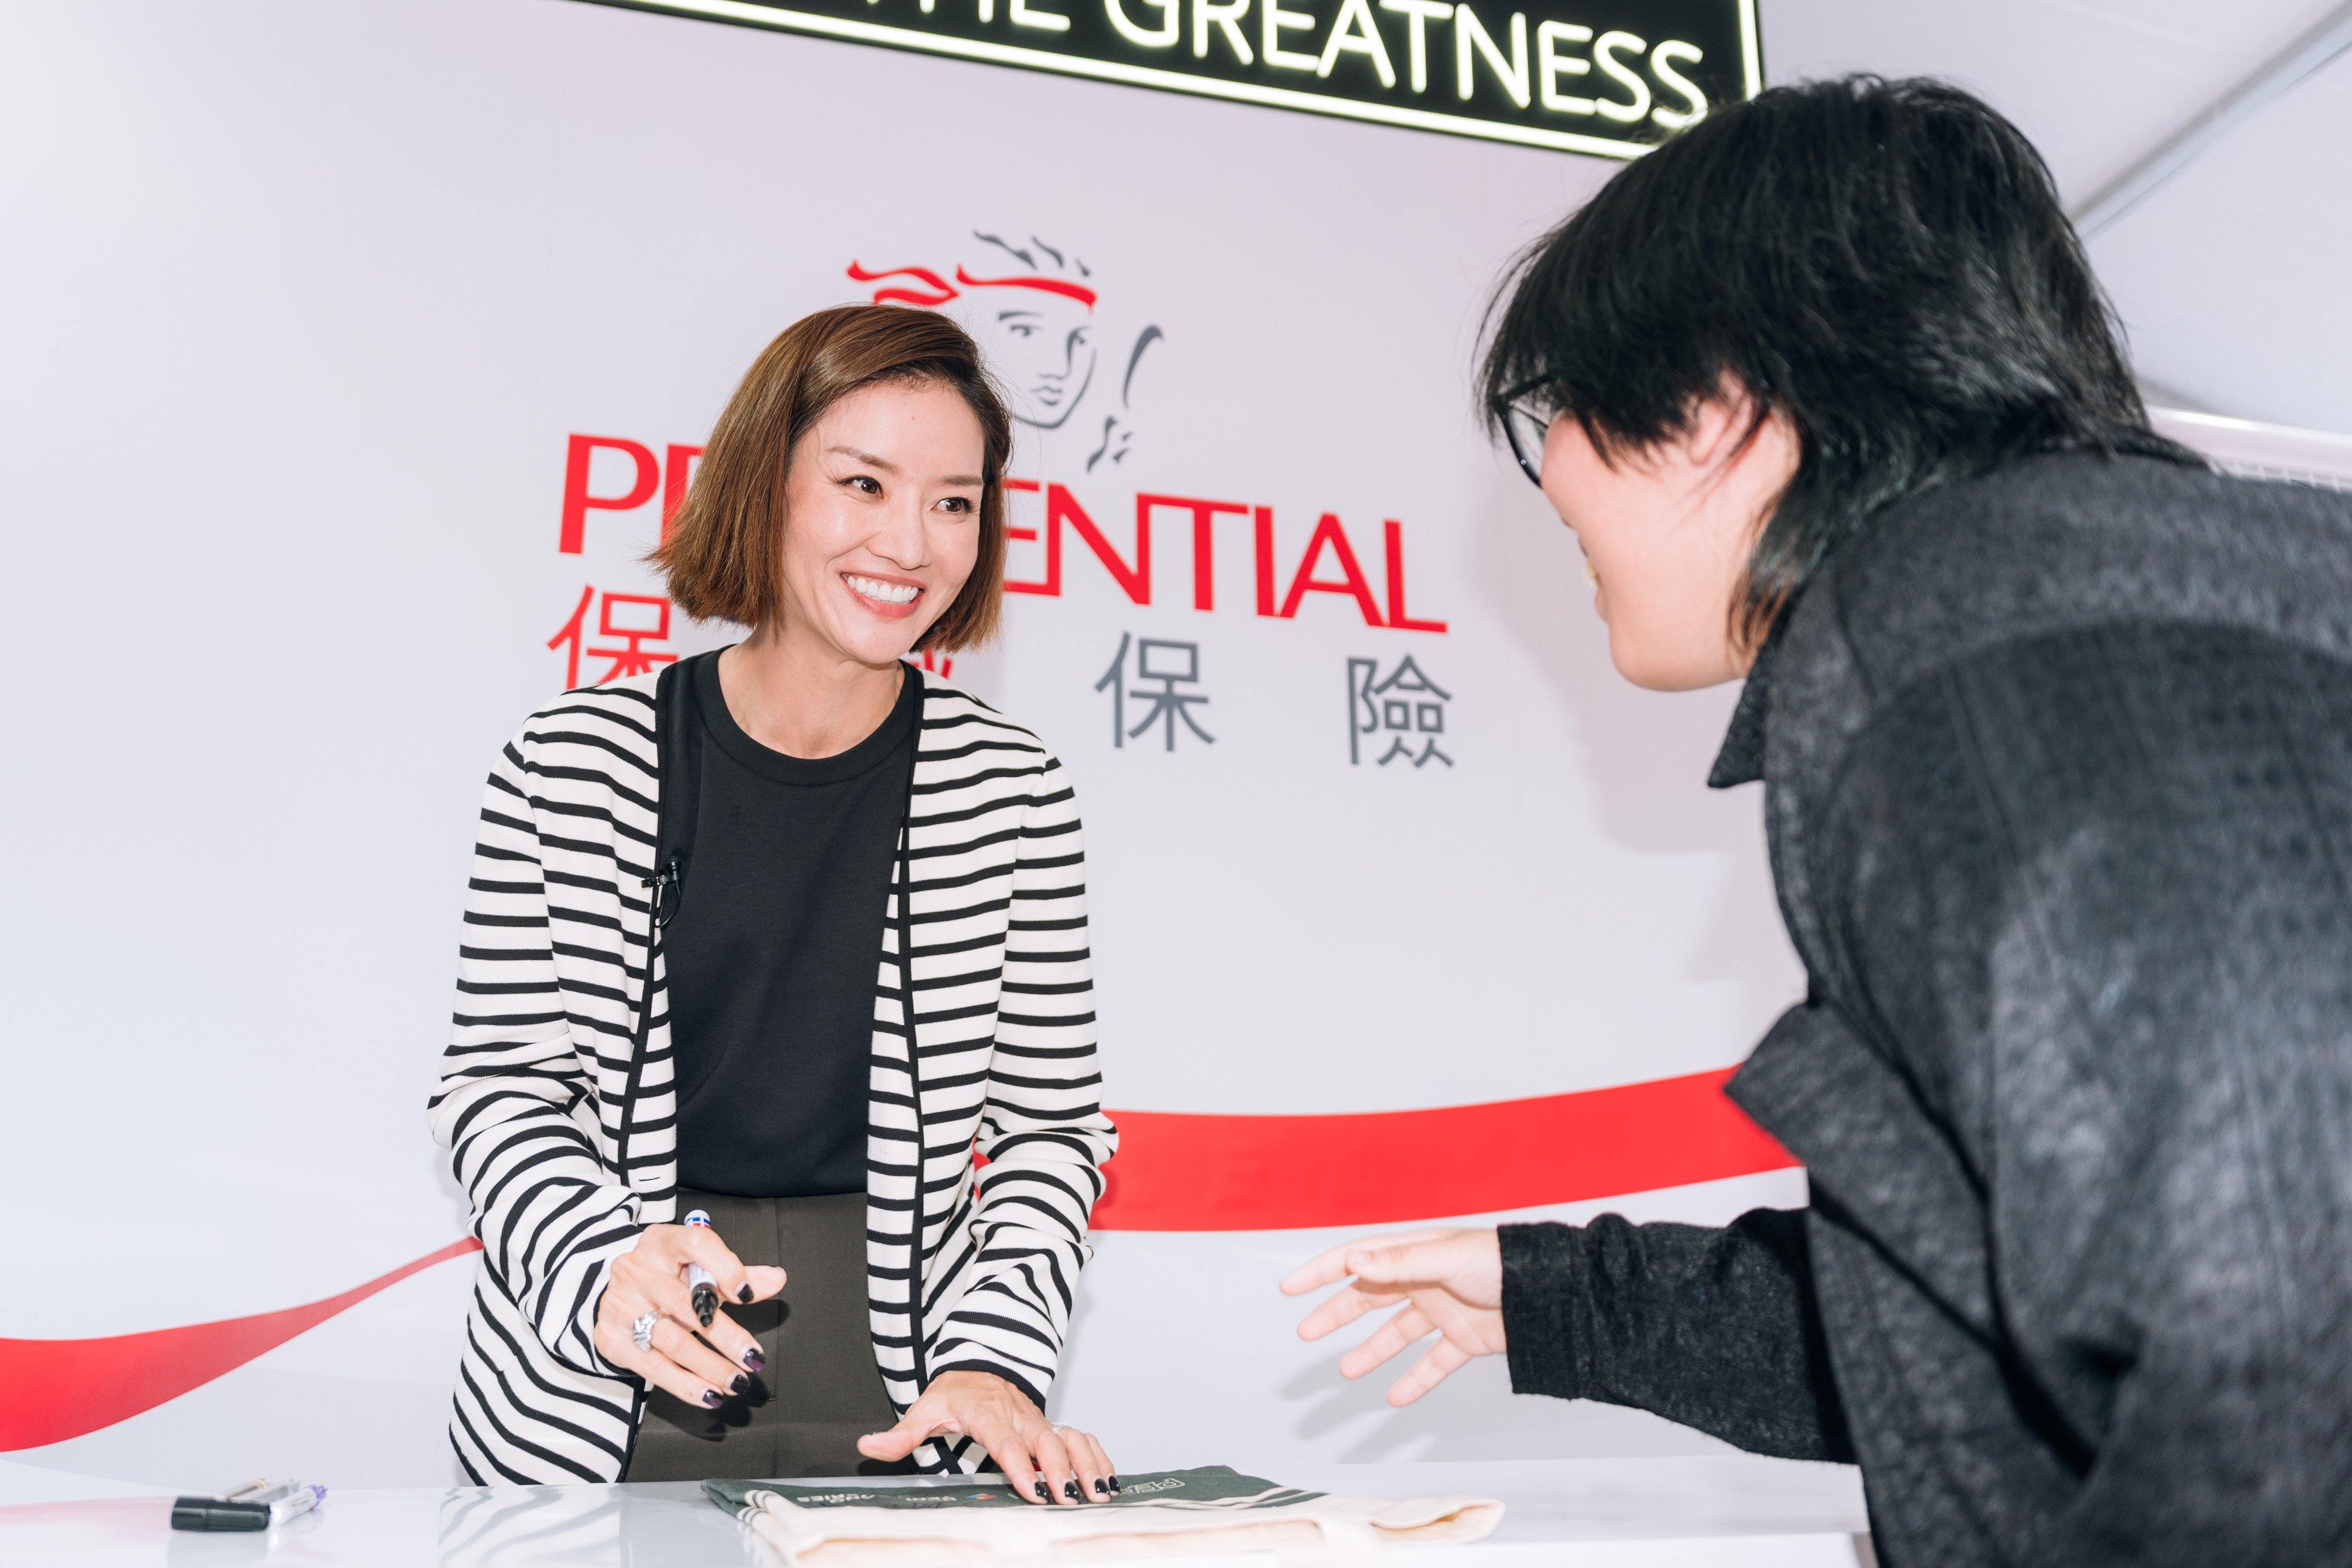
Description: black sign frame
xmin=574 ymin=0 xmax=1760 ymax=158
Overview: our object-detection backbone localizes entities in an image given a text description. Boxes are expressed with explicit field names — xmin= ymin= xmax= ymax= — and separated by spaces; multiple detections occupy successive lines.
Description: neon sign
xmin=578 ymin=0 xmax=1761 ymax=157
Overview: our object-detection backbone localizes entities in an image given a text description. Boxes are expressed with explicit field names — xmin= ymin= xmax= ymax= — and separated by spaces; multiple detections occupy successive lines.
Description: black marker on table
xmin=171 ymin=1479 xmax=325 ymax=1532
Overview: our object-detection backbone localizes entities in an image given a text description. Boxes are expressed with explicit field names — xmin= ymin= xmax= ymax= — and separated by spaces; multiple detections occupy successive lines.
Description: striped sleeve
xmin=426 ymin=726 xmax=643 ymax=1379
xmin=927 ymin=753 xmax=1118 ymax=1407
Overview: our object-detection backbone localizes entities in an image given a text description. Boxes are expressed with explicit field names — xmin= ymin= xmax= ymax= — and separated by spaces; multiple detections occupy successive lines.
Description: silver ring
xmin=632 ymin=1312 xmax=657 ymax=1351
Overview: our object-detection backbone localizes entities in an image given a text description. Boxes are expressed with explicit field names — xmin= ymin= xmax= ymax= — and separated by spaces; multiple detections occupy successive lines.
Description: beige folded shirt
xmin=704 ymin=1467 xmax=1504 ymax=1568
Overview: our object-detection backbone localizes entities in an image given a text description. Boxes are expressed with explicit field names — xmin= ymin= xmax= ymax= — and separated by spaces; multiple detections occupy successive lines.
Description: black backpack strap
xmin=613 ymin=654 xmax=708 ymax=1185
xmin=897 ymin=678 xmax=928 ymax=1390
xmin=653 ymin=652 xmax=707 ymax=913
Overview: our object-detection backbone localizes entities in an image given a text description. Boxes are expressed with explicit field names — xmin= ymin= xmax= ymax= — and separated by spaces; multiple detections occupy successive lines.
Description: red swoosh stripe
xmin=1087 ymin=1068 xmax=1796 ymax=1231
xmin=846 ymin=261 xmax=960 ymax=307
xmin=0 ymin=1238 xmax=482 ymax=1451
xmin=953 ymin=265 xmax=1099 ymax=307
xmin=0 ymin=1072 xmax=1792 ymax=1447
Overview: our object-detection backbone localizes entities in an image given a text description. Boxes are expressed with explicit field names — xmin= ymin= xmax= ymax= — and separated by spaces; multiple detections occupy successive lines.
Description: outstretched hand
xmin=1281 ymin=1228 xmax=1509 ymax=1406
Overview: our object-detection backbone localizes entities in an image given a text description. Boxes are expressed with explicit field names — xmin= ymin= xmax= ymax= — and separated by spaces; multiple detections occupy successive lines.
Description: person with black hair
xmin=1284 ymin=76 xmax=2352 ymax=1566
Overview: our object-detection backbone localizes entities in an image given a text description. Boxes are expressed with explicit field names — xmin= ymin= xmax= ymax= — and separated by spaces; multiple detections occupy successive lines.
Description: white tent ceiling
xmin=1762 ymin=1 xmax=2352 ymax=438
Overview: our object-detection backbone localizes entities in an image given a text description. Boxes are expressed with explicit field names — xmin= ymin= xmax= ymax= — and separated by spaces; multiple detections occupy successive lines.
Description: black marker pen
xmin=683 ymin=1208 xmax=720 ymax=1328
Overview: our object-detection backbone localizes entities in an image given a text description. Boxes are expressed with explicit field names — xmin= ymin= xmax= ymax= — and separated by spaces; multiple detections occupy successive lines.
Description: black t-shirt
xmin=666 ymin=651 xmax=920 ymax=1198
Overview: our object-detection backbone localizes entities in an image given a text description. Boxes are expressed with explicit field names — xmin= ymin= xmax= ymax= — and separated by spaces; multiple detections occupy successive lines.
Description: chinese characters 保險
xmin=1348 ymin=654 xmax=1452 ymax=767
xmin=1097 ymin=632 xmax=1214 ymax=751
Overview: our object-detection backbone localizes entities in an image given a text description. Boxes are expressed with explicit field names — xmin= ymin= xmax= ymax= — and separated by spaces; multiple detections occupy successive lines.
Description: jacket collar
xmin=1706 ymin=612 xmax=1790 ymax=790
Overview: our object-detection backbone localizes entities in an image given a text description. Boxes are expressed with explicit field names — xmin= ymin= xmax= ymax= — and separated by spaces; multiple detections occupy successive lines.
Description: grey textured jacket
xmin=1501 ymin=454 xmax=2352 ymax=1567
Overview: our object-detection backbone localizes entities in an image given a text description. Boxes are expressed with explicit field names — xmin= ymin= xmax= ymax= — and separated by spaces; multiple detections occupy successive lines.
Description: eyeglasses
xmin=1493 ymin=377 xmax=1556 ymax=489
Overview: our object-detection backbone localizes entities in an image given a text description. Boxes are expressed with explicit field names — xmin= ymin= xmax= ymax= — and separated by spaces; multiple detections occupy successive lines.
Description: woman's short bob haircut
xmin=654 ymin=304 xmax=1013 ymax=652
xmin=1482 ymin=75 xmax=2198 ymax=650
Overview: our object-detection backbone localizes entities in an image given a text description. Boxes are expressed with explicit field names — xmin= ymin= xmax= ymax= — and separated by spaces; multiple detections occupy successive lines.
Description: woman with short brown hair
xmin=430 ymin=305 xmax=1121 ymax=1498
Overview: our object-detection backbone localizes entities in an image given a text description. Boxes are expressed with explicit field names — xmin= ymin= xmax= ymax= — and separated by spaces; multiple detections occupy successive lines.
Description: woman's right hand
xmin=592 ymin=1223 xmax=786 ymax=1406
xmin=1281 ymin=1228 xmax=1509 ymax=1406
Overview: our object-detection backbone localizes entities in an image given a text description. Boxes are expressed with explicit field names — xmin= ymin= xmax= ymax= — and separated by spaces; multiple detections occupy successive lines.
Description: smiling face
xmin=985 ymin=294 xmax=1097 ymax=428
xmin=770 ymin=377 xmax=987 ymax=668
xmin=1537 ymin=398 xmax=1798 ymax=691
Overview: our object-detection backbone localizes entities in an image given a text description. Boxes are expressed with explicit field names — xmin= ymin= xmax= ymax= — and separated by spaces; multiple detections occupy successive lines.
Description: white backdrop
xmin=0 ymin=0 xmax=1813 ymax=1494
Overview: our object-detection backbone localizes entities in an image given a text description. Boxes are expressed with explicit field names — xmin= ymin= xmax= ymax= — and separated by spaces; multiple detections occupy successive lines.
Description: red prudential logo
xmin=540 ymin=229 xmax=1449 ymax=692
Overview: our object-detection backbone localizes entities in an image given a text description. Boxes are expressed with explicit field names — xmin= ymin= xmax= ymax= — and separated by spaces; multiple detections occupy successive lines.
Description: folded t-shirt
xmin=703 ymin=1465 xmax=1503 ymax=1567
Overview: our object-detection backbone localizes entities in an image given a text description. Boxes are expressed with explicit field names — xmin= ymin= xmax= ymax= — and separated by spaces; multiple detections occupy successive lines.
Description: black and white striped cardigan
xmin=426 ymin=667 xmax=1117 ymax=1485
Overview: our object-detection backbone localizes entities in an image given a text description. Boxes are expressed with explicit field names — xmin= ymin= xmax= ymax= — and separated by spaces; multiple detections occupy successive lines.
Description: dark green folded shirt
xmin=706 ymin=1467 xmax=1317 ymax=1514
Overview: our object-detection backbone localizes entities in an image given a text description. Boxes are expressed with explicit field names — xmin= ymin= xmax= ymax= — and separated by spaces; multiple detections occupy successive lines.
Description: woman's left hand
xmin=857 ymin=1370 xmax=1117 ymax=1505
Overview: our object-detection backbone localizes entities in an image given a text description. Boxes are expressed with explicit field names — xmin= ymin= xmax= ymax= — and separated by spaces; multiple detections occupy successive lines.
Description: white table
xmin=0 ymin=1459 xmax=1871 ymax=1566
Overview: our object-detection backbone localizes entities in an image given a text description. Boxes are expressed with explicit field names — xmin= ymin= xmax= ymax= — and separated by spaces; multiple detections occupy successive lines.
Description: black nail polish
xmin=739 ymin=1284 xmax=754 ymax=1303
xmin=730 ymin=1373 xmax=750 ymax=1395
xmin=701 ymin=1389 xmax=724 ymax=1408
xmin=1108 ymin=1476 xmax=1121 ymax=1492
xmin=1064 ymin=1480 xmax=1082 ymax=1500
xmin=743 ymin=1348 xmax=766 ymax=1373
xmin=1033 ymin=1483 xmax=1049 ymax=1501
xmin=1093 ymin=1479 xmax=1107 ymax=1495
